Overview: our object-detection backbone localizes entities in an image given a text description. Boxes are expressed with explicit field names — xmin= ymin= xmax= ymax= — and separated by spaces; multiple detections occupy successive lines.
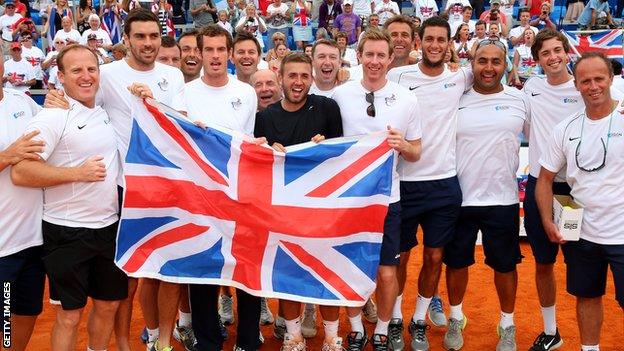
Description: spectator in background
xmin=512 ymin=27 xmax=540 ymax=85
xmin=228 ymin=0 xmax=244 ymax=28
xmin=368 ymin=12 xmax=380 ymax=28
xmin=52 ymin=15 xmax=81 ymax=44
xmin=319 ymin=0 xmax=342 ymax=33
xmin=508 ymin=7 xmax=538 ymax=47
xmin=529 ymin=2 xmax=556 ymax=29
xmin=316 ymin=27 xmax=330 ymax=40
xmin=527 ymin=0 xmax=552 ymax=16
xmin=120 ymin=0 xmax=141 ymax=17
xmin=500 ymin=0 xmax=515 ymax=28
xmin=611 ymin=59 xmax=624 ymax=91
xmin=236 ymin=4 xmax=267 ymax=51
xmin=3 ymin=42 xmax=35 ymax=93
xmin=217 ymin=10 xmax=234 ymax=33
xmin=15 ymin=0 xmax=28 ymax=17
xmin=41 ymin=0 xmax=72 ymax=49
xmin=450 ymin=5 xmax=475 ymax=36
xmin=268 ymin=42 xmax=288 ymax=71
xmin=352 ymin=0 xmax=374 ymax=23
xmin=100 ymin=0 xmax=123 ymax=44
xmin=86 ymin=33 xmax=112 ymax=64
xmin=266 ymin=0 xmax=290 ymax=50
xmin=291 ymin=0 xmax=313 ymax=50
xmin=265 ymin=31 xmax=289 ymax=61
xmin=412 ymin=0 xmax=438 ymax=20
xmin=479 ymin=0 xmax=508 ymax=35
xmin=565 ymin=0 xmax=584 ymax=21
xmin=577 ymin=0 xmax=616 ymax=28
xmin=453 ymin=22 xmax=473 ymax=66
xmin=152 ymin=0 xmax=175 ymax=36
xmin=375 ymin=0 xmax=400 ymax=25
xmin=19 ymin=31 xmax=44 ymax=89
xmin=76 ymin=0 xmax=93 ymax=34
xmin=12 ymin=17 xmax=40 ymax=44
xmin=81 ymin=14 xmax=113 ymax=51
xmin=111 ymin=42 xmax=127 ymax=60
xmin=335 ymin=30 xmax=358 ymax=66
xmin=333 ymin=0 xmax=361 ymax=45
xmin=445 ymin=0 xmax=471 ymax=24
xmin=0 ymin=0 xmax=23 ymax=51
xmin=41 ymin=37 xmax=65 ymax=70
xmin=190 ymin=0 xmax=217 ymax=28
xmin=304 ymin=43 xmax=313 ymax=57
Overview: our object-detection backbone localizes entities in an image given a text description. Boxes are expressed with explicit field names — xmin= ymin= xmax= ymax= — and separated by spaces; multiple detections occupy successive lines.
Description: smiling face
xmin=312 ymin=43 xmax=340 ymax=85
xmin=574 ymin=56 xmax=613 ymax=110
xmin=231 ymin=39 xmax=260 ymax=77
xmin=536 ymin=37 xmax=569 ymax=78
xmin=251 ymin=69 xmax=281 ymax=110
xmin=179 ymin=35 xmax=202 ymax=80
xmin=387 ymin=21 xmax=413 ymax=62
xmin=124 ymin=21 xmax=161 ymax=68
xmin=58 ymin=48 xmax=100 ymax=107
xmin=156 ymin=45 xmax=181 ymax=68
xmin=280 ymin=61 xmax=312 ymax=107
xmin=421 ymin=25 xmax=448 ymax=68
xmin=472 ymin=44 xmax=506 ymax=94
xmin=358 ymin=39 xmax=393 ymax=83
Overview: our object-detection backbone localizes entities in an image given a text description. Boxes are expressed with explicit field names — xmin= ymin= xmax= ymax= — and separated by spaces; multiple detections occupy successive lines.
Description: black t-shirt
xmin=254 ymin=94 xmax=343 ymax=147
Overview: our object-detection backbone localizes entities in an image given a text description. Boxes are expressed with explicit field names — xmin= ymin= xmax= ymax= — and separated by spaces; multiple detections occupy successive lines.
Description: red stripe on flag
xmin=281 ymin=241 xmax=364 ymax=302
xmin=122 ymin=223 xmax=209 ymax=273
xmin=307 ymin=141 xmax=391 ymax=197
xmin=143 ymin=100 xmax=228 ymax=186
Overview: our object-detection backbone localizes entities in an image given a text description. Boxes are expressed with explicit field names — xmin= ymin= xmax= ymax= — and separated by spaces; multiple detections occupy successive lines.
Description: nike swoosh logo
xmin=458 ymin=107 xmax=467 ymax=110
xmin=531 ymin=92 xmax=541 ymax=96
xmin=409 ymin=86 xmax=419 ymax=90
xmin=78 ymin=124 xmax=86 ymax=129
xmin=569 ymin=137 xmax=580 ymax=141
xmin=543 ymin=338 xmax=555 ymax=349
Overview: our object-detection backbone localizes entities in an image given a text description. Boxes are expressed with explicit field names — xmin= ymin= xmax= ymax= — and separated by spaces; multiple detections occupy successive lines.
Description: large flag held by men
xmin=115 ymin=99 xmax=396 ymax=306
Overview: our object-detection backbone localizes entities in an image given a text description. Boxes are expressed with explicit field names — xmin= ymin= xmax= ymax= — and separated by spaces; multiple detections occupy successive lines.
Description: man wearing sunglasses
xmin=19 ymin=31 xmax=44 ymax=89
xmin=442 ymin=38 xmax=529 ymax=351
xmin=333 ymin=29 xmax=422 ymax=351
xmin=536 ymin=51 xmax=624 ymax=351
xmin=385 ymin=16 xmax=471 ymax=351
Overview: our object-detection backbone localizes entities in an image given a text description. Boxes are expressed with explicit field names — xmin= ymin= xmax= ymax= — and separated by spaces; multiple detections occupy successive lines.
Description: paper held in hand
xmin=553 ymin=195 xmax=583 ymax=241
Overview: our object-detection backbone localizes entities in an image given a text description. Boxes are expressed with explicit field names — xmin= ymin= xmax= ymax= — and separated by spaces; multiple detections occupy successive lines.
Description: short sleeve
xmin=24 ymin=110 xmax=65 ymax=161
xmin=169 ymin=72 xmax=187 ymax=112
xmin=244 ymin=88 xmax=257 ymax=136
xmin=405 ymin=100 xmax=422 ymax=141
xmin=539 ymin=124 xmax=566 ymax=174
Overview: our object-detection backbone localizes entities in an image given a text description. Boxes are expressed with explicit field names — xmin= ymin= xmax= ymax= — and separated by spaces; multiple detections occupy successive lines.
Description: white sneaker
xmin=322 ymin=336 xmax=345 ymax=351
xmin=301 ymin=304 xmax=317 ymax=338
xmin=260 ymin=297 xmax=274 ymax=325
xmin=219 ymin=295 xmax=235 ymax=325
xmin=281 ymin=333 xmax=307 ymax=351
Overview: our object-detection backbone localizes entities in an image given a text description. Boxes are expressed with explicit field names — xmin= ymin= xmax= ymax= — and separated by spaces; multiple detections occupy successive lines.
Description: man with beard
xmin=442 ymin=39 xmax=528 ymax=351
xmin=179 ymin=30 xmax=202 ymax=82
xmin=386 ymin=16 xmax=471 ymax=351
xmin=250 ymin=69 xmax=281 ymax=111
xmin=231 ymin=31 xmax=268 ymax=84
xmin=334 ymin=30 xmax=422 ymax=351
xmin=384 ymin=15 xmax=416 ymax=69
xmin=254 ymin=53 xmax=344 ymax=351
xmin=44 ymin=9 xmax=186 ymax=351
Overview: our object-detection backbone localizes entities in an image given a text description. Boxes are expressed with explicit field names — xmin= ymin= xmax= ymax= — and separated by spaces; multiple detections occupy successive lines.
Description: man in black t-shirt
xmin=253 ymin=52 xmax=344 ymax=351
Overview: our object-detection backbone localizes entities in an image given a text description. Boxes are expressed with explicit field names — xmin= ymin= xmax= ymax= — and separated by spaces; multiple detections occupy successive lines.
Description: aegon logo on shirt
xmin=495 ymin=105 xmax=510 ymax=111
xmin=563 ymin=98 xmax=578 ymax=104
xmin=12 ymin=111 xmax=24 ymax=119
xmin=608 ymin=131 xmax=623 ymax=138
xmin=444 ymin=83 xmax=456 ymax=89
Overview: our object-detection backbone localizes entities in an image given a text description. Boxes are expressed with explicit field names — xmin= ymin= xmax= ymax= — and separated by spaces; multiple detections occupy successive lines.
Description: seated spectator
xmin=19 ymin=31 xmax=44 ymax=89
xmin=318 ymin=0 xmax=342 ymax=32
xmin=41 ymin=37 xmax=65 ymax=70
xmin=445 ymin=0 xmax=471 ymax=23
xmin=333 ymin=0 xmax=361 ymax=46
xmin=53 ymin=15 xmax=81 ymax=44
xmin=512 ymin=27 xmax=540 ymax=85
xmin=611 ymin=59 xmax=624 ymax=91
xmin=3 ymin=42 xmax=35 ymax=93
xmin=0 ymin=0 xmax=23 ymax=51
xmin=469 ymin=19 xmax=488 ymax=55
xmin=304 ymin=43 xmax=313 ymax=57
xmin=445 ymin=43 xmax=460 ymax=64
xmin=11 ymin=17 xmax=39 ymax=44
xmin=527 ymin=0 xmax=551 ymax=17
xmin=86 ymin=33 xmax=111 ymax=64
xmin=41 ymin=0 xmax=72 ymax=47
xmin=487 ymin=22 xmax=508 ymax=47
xmin=265 ymin=0 xmax=290 ymax=49
xmin=236 ymin=4 xmax=267 ymax=51
xmin=268 ymin=42 xmax=288 ymax=71
xmin=316 ymin=27 xmax=330 ymax=40
xmin=411 ymin=14 xmax=422 ymax=27
xmin=374 ymin=0 xmax=400 ymax=25
xmin=577 ymin=0 xmax=616 ymax=28
xmin=451 ymin=5 xmax=476 ymax=36
xmin=509 ymin=7 xmax=538 ymax=47
xmin=265 ymin=31 xmax=289 ymax=61
xmin=411 ymin=0 xmax=438 ymax=20
xmin=453 ymin=22 xmax=474 ymax=66
xmin=217 ymin=10 xmax=234 ymax=33
xmin=358 ymin=13 xmax=378 ymax=41
xmin=565 ymin=0 xmax=584 ymax=21
xmin=80 ymin=14 xmax=113 ymax=51
xmin=480 ymin=0 xmax=508 ymax=35
xmin=111 ymin=42 xmax=127 ymax=60
xmin=336 ymin=30 xmax=358 ymax=66
xmin=529 ymin=2 xmax=556 ymax=29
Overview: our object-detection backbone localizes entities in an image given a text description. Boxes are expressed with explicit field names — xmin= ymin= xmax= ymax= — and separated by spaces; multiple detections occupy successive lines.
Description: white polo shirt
xmin=0 ymin=89 xmax=42 ymax=257
xmin=26 ymin=97 xmax=120 ymax=229
xmin=540 ymin=106 xmax=624 ymax=245
xmin=333 ymin=79 xmax=422 ymax=202
xmin=387 ymin=64 xmax=472 ymax=181
xmin=183 ymin=76 xmax=257 ymax=136
xmin=456 ymin=86 xmax=530 ymax=207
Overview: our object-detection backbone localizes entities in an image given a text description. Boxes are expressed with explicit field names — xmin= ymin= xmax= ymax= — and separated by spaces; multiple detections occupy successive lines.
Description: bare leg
xmin=88 ymin=299 xmax=121 ymax=349
xmin=157 ymin=282 xmax=181 ymax=349
xmin=115 ymin=277 xmax=138 ymax=351
xmin=51 ymin=308 xmax=83 ymax=351
xmin=577 ymin=297 xmax=603 ymax=346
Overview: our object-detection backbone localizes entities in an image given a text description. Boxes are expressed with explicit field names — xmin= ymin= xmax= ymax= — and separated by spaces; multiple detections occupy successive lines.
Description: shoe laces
xmin=429 ymin=296 xmax=444 ymax=313
xmin=260 ymin=299 xmax=269 ymax=315
xmin=388 ymin=322 xmax=403 ymax=341
xmin=347 ymin=332 xmax=365 ymax=351
xmin=412 ymin=322 xmax=429 ymax=342
xmin=447 ymin=318 xmax=463 ymax=333
xmin=221 ymin=296 xmax=233 ymax=315
xmin=499 ymin=326 xmax=516 ymax=347
xmin=372 ymin=335 xmax=388 ymax=351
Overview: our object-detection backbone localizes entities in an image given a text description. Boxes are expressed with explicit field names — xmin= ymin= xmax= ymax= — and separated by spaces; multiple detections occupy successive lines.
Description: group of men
xmin=1 ymin=6 xmax=623 ymax=351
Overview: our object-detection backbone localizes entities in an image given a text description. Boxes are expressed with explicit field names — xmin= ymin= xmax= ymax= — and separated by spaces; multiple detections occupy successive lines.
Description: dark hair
xmin=453 ymin=23 xmax=470 ymax=42
xmin=311 ymin=39 xmax=340 ymax=57
xmin=123 ymin=8 xmax=161 ymax=36
xmin=573 ymin=52 xmax=613 ymax=78
xmin=517 ymin=7 xmax=530 ymax=20
xmin=79 ymin=0 xmax=91 ymax=10
xmin=462 ymin=5 xmax=473 ymax=12
xmin=334 ymin=31 xmax=349 ymax=41
xmin=178 ymin=29 xmax=199 ymax=43
xmin=233 ymin=31 xmax=261 ymax=55
xmin=475 ymin=19 xmax=487 ymax=28
xmin=161 ymin=35 xmax=179 ymax=49
xmin=531 ymin=28 xmax=570 ymax=61
xmin=383 ymin=15 xmax=416 ymax=40
xmin=611 ymin=59 xmax=622 ymax=75
xmin=197 ymin=24 xmax=234 ymax=51
xmin=280 ymin=52 xmax=312 ymax=74
xmin=419 ymin=16 xmax=451 ymax=41
xmin=57 ymin=44 xmax=99 ymax=73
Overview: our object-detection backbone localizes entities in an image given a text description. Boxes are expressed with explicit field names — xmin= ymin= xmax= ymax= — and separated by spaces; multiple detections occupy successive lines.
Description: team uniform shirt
xmin=183 ymin=76 xmax=257 ymax=136
xmin=387 ymin=64 xmax=471 ymax=181
xmin=309 ymin=82 xmax=336 ymax=97
xmin=53 ymin=28 xmax=81 ymax=44
xmin=25 ymin=97 xmax=119 ymax=229
xmin=411 ymin=0 xmax=438 ymax=20
xmin=0 ymin=13 xmax=23 ymax=41
xmin=445 ymin=0 xmax=471 ymax=23
xmin=508 ymin=25 xmax=538 ymax=44
xmin=98 ymin=59 xmax=186 ymax=158
xmin=456 ymin=86 xmax=530 ymax=206
xmin=0 ymin=89 xmax=42 ymax=257
xmin=255 ymin=94 xmax=343 ymax=146
xmin=3 ymin=58 xmax=35 ymax=93
xmin=540 ymin=107 xmax=624 ymax=245
xmin=353 ymin=0 xmax=372 ymax=17
xmin=21 ymin=46 xmax=45 ymax=81
xmin=333 ymin=80 xmax=422 ymax=202
xmin=374 ymin=0 xmax=400 ymax=24
xmin=80 ymin=28 xmax=113 ymax=47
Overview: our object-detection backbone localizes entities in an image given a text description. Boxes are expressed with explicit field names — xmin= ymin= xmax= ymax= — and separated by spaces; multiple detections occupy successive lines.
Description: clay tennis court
xmin=26 ymin=241 xmax=620 ymax=350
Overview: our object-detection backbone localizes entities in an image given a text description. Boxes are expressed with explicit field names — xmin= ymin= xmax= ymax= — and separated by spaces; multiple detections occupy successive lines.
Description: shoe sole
xmin=546 ymin=339 xmax=563 ymax=350
xmin=221 ymin=318 xmax=235 ymax=326
xmin=260 ymin=319 xmax=274 ymax=325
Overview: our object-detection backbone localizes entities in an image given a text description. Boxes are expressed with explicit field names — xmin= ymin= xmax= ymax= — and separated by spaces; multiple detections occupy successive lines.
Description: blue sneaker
xmin=140 ymin=327 xmax=149 ymax=344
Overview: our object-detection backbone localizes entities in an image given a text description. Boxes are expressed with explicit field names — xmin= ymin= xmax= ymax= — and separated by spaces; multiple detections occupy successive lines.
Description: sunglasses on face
xmin=20 ymin=36 xmax=31 ymax=41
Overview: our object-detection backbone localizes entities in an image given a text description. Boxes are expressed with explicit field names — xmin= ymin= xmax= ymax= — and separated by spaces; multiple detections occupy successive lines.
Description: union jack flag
xmin=115 ymin=99 xmax=395 ymax=306
xmin=563 ymin=29 xmax=624 ymax=58
xmin=101 ymin=5 xmax=123 ymax=44
xmin=293 ymin=4 xmax=309 ymax=27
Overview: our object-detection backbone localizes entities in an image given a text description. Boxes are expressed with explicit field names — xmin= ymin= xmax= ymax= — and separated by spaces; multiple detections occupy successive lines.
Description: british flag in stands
xmin=563 ymin=29 xmax=624 ymax=58
xmin=115 ymin=99 xmax=395 ymax=306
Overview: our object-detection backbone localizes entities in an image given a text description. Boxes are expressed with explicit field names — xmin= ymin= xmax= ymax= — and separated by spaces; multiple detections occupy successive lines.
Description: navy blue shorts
xmin=0 ymin=246 xmax=45 ymax=316
xmin=42 ymin=221 xmax=128 ymax=310
xmin=379 ymin=202 xmax=402 ymax=266
xmin=524 ymin=175 xmax=571 ymax=264
xmin=400 ymin=176 xmax=463 ymax=251
xmin=443 ymin=205 xmax=522 ymax=273
xmin=562 ymin=239 xmax=624 ymax=307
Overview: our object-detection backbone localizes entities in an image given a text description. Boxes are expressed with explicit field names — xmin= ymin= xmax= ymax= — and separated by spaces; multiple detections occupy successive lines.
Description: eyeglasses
xmin=20 ymin=36 xmax=31 ymax=41
xmin=476 ymin=38 xmax=507 ymax=52
xmin=365 ymin=92 xmax=376 ymax=117
xmin=575 ymin=112 xmax=613 ymax=172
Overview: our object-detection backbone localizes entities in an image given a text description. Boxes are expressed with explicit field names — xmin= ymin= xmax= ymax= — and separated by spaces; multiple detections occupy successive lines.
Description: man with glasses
xmin=19 ymin=31 xmax=45 ymax=89
xmin=386 ymin=16 xmax=471 ymax=351
xmin=536 ymin=51 xmax=624 ymax=351
xmin=333 ymin=29 xmax=422 ymax=351
xmin=442 ymin=38 xmax=528 ymax=351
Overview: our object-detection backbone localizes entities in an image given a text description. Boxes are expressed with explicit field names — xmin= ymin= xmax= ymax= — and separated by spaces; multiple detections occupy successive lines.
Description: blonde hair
xmin=357 ymin=29 xmax=393 ymax=56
